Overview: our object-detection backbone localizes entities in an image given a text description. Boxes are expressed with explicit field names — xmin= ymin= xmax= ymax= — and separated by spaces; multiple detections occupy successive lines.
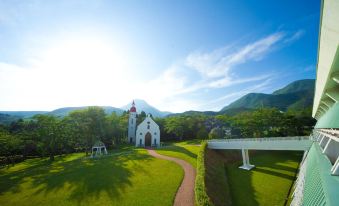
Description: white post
xmin=245 ymin=149 xmax=250 ymax=165
xmin=239 ymin=149 xmax=255 ymax=170
xmin=242 ymin=149 xmax=246 ymax=165
xmin=322 ymin=138 xmax=332 ymax=154
xmin=331 ymin=156 xmax=339 ymax=175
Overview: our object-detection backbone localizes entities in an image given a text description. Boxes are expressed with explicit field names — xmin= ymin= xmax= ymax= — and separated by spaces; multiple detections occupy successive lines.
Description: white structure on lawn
xmin=91 ymin=140 xmax=108 ymax=157
xmin=136 ymin=114 xmax=160 ymax=147
xmin=127 ymin=100 xmax=137 ymax=144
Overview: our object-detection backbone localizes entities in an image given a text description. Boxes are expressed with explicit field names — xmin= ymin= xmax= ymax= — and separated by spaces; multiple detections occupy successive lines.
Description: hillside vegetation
xmin=221 ymin=79 xmax=315 ymax=112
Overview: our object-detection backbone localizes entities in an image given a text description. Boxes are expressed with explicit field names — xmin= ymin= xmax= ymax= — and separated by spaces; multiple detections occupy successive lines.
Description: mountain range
xmin=221 ymin=79 xmax=315 ymax=112
xmin=0 ymin=79 xmax=315 ymax=124
xmin=0 ymin=99 xmax=171 ymax=122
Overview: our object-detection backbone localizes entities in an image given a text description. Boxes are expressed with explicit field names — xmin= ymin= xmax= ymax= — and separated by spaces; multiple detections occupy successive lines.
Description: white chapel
xmin=127 ymin=101 xmax=161 ymax=147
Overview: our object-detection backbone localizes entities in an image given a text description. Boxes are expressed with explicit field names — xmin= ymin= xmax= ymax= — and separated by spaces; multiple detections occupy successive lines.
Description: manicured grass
xmin=0 ymin=148 xmax=184 ymax=206
xmin=226 ymin=151 xmax=302 ymax=206
xmin=156 ymin=140 xmax=201 ymax=168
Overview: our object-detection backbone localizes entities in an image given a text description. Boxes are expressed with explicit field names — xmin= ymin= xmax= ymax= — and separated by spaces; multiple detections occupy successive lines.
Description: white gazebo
xmin=91 ymin=140 xmax=108 ymax=157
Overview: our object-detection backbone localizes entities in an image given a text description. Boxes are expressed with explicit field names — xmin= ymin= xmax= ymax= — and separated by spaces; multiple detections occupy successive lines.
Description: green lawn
xmin=0 ymin=149 xmax=184 ymax=206
xmin=226 ymin=151 xmax=302 ymax=206
xmin=156 ymin=140 xmax=201 ymax=168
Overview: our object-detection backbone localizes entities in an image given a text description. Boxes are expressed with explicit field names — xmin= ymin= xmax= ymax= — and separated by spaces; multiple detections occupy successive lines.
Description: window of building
xmin=147 ymin=125 xmax=150 ymax=129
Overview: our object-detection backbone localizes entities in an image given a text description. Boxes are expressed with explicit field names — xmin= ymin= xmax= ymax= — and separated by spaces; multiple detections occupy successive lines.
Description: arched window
xmin=140 ymin=139 xmax=142 ymax=145
xmin=154 ymin=139 xmax=157 ymax=145
xmin=147 ymin=125 xmax=150 ymax=129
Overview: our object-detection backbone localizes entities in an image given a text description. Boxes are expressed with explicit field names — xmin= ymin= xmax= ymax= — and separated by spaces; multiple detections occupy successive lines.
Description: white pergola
xmin=91 ymin=140 xmax=108 ymax=157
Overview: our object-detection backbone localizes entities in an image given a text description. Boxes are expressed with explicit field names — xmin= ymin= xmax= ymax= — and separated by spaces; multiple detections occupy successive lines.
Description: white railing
xmin=312 ymin=129 xmax=339 ymax=175
xmin=317 ymin=129 xmax=339 ymax=142
xmin=207 ymin=136 xmax=312 ymax=151
xmin=208 ymin=136 xmax=310 ymax=143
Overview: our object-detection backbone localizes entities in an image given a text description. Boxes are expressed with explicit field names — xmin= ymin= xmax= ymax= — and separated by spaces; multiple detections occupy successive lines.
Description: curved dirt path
xmin=147 ymin=149 xmax=196 ymax=206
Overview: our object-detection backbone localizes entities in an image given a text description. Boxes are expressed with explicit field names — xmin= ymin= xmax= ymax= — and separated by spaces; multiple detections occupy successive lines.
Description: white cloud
xmin=201 ymin=78 xmax=273 ymax=111
xmin=144 ymin=32 xmax=286 ymax=111
xmin=284 ymin=30 xmax=305 ymax=43
xmin=185 ymin=32 xmax=284 ymax=78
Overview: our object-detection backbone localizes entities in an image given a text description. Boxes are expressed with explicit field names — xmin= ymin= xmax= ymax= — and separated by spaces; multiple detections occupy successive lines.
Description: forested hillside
xmin=221 ymin=79 xmax=315 ymax=112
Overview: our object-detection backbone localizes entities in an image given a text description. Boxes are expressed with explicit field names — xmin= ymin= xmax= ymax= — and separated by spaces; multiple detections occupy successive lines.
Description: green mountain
xmin=221 ymin=79 xmax=315 ymax=112
xmin=48 ymin=106 xmax=123 ymax=117
xmin=0 ymin=111 xmax=47 ymax=118
xmin=167 ymin=110 xmax=218 ymax=117
xmin=0 ymin=107 xmax=124 ymax=124
xmin=0 ymin=100 xmax=170 ymax=124
xmin=272 ymin=79 xmax=316 ymax=95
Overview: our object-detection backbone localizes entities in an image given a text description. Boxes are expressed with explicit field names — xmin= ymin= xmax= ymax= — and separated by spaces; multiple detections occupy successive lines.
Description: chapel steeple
xmin=127 ymin=100 xmax=137 ymax=144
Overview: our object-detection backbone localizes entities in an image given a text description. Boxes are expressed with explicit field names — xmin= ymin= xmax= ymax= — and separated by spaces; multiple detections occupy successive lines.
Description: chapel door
xmin=145 ymin=132 xmax=152 ymax=147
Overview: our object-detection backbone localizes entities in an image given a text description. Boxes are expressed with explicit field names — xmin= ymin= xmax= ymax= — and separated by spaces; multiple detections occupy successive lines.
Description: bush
xmin=195 ymin=141 xmax=214 ymax=206
xmin=208 ymin=127 xmax=223 ymax=139
xmin=197 ymin=127 xmax=209 ymax=139
xmin=0 ymin=155 xmax=24 ymax=167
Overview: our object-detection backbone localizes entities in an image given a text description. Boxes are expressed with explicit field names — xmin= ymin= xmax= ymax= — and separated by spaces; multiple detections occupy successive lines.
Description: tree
xmin=208 ymin=127 xmax=224 ymax=139
xmin=68 ymin=107 xmax=106 ymax=155
xmin=34 ymin=115 xmax=60 ymax=161
xmin=106 ymin=112 xmax=127 ymax=145
xmin=196 ymin=126 xmax=208 ymax=139
xmin=164 ymin=116 xmax=185 ymax=140
xmin=137 ymin=111 xmax=147 ymax=125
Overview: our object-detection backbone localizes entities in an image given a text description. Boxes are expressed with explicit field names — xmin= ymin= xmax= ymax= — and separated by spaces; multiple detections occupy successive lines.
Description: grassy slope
xmin=204 ymin=149 xmax=241 ymax=206
xmin=226 ymin=151 xmax=301 ymax=206
xmin=156 ymin=140 xmax=201 ymax=168
xmin=0 ymin=149 xmax=183 ymax=206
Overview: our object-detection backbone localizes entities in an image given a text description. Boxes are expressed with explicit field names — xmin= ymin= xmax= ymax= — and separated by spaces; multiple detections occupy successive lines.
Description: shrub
xmin=208 ymin=127 xmax=223 ymax=139
xmin=0 ymin=155 xmax=24 ymax=167
xmin=197 ymin=127 xmax=209 ymax=139
xmin=195 ymin=141 xmax=214 ymax=206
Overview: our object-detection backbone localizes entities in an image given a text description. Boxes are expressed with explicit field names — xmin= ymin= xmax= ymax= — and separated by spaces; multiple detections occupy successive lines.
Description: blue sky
xmin=0 ymin=0 xmax=320 ymax=112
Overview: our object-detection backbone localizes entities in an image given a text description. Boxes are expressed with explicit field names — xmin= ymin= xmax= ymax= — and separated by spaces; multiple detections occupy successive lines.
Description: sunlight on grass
xmin=156 ymin=140 xmax=201 ymax=168
xmin=226 ymin=151 xmax=301 ymax=206
xmin=0 ymin=149 xmax=184 ymax=206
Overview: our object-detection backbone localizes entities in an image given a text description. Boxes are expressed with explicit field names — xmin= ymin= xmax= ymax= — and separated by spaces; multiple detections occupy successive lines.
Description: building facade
xmin=291 ymin=1 xmax=339 ymax=205
xmin=136 ymin=114 xmax=160 ymax=147
xmin=127 ymin=101 xmax=161 ymax=147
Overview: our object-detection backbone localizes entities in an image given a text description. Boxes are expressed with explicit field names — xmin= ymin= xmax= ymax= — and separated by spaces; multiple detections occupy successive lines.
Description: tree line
xmin=0 ymin=106 xmax=315 ymax=165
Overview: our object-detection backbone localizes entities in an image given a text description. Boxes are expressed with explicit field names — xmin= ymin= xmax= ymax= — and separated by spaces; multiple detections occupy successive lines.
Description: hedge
xmin=195 ymin=141 xmax=214 ymax=206
xmin=0 ymin=155 xmax=25 ymax=167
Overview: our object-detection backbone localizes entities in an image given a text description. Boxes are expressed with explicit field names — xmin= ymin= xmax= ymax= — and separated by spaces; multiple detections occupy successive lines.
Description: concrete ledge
xmin=239 ymin=164 xmax=255 ymax=170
